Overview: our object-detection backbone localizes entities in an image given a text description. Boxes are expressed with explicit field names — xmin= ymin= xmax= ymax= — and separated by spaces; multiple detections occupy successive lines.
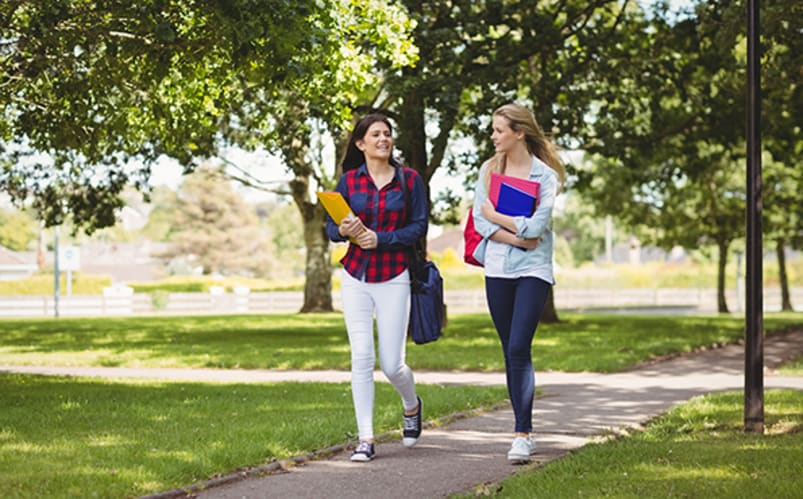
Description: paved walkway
xmin=2 ymin=332 xmax=802 ymax=499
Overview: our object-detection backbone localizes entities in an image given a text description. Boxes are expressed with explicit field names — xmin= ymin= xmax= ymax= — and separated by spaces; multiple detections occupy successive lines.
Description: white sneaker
xmin=528 ymin=434 xmax=537 ymax=455
xmin=507 ymin=436 xmax=534 ymax=463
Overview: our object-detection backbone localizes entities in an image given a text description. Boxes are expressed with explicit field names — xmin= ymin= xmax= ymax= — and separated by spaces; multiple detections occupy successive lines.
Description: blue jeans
xmin=485 ymin=276 xmax=550 ymax=433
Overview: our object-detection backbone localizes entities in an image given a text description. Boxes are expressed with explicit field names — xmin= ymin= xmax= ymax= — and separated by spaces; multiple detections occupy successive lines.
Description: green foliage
xmin=777 ymin=354 xmax=803 ymax=376
xmin=140 ymin=185 xmax=180 ymax=242
xmin=0 ymin=0 xmax=338 ymax=232
xmin=565 ymin=2 xmax=802 ymax=311
xmin=127 ymin=275 xmax=306 ymax=293
xmin=430 ymin=247 xmax=465 ymax=272
xmin=165 ymin=166 xmax=273 ymax=277
xmin=266 ymin=202 xmax=304 ymax=278
xmin=477 ymin=390 xmax=803 ymax=499
xmin=0 ymin=208 xmax=38 ymax=251
xmin=0 ymin=273 xmax=111 ymax=295
xmin=553 ymin=235 xmax=575 ymax=268
xmin=0 ymin=373 xmax=507 ymax=498
xmin=553 ymin=192 xmax=623 ymax=265
xmin=148 ymin=290 xmax=170 ymax=311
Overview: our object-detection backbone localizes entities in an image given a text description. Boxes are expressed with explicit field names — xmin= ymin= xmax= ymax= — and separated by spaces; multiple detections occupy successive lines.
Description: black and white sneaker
xmin=350 ymin=441 xmax=375 ymax=462
xmin=402 ymin=396 xmax=422 ymax=448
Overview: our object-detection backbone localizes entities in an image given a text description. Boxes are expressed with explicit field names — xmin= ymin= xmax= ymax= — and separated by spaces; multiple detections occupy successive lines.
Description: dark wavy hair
xmin=340 ymin=113 xmax=403 ymax=172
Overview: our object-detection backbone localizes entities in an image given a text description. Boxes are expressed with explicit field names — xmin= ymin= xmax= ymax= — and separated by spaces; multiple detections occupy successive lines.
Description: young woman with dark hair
xmin=325 ymin=113 xmax=428 ymax=462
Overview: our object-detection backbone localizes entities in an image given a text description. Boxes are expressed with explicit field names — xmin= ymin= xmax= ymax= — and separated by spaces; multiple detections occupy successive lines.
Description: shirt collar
xmin=355 ymin=163 xmax=403 ymax=187
xmin=529 ymin=155 xmax=548 ymax=178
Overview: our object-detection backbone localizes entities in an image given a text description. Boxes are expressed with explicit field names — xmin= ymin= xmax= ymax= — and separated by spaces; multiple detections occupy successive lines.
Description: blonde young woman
xmin=470 ymin=103 xmax=565 ymax=463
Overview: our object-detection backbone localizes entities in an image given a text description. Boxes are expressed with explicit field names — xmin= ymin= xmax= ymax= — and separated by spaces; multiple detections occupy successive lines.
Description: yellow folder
xmin=316 ymin=191 xmax=354 ymax=223
xmin=317 ymin=191 xmax=360 ymax=243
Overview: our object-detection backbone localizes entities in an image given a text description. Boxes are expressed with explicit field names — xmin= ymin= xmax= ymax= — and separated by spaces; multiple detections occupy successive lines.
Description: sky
xmin=149 ymin=143 xmax=466 ymax=204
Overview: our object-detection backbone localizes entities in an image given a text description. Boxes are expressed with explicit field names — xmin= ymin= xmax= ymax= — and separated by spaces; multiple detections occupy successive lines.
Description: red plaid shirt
xmin=325 ymin=165 xmax=428 ymax=282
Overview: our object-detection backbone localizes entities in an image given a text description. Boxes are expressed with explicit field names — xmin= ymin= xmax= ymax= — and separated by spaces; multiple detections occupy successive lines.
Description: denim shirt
xmin=471 ymin=155 xmax=559 ymax=280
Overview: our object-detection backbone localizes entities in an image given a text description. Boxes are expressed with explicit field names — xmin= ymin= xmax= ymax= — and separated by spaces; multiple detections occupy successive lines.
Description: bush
xmin=149 ymin=290 xmax=170 ymax=310
xmin=0 ymin=273 xmax=112 ymax=295
xmin=127 ymin=275 xmax=306 ymax=293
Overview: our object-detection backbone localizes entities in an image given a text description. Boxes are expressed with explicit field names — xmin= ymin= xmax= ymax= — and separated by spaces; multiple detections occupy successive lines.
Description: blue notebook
xmin=497 ymin=182 xmax=536 ymax=217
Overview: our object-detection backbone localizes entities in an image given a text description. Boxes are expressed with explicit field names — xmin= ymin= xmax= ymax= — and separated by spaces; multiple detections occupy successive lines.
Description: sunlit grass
xmin=467 ymin=390 xmax=803 ymax=498
xmin=0 ymin=312 xmax=801 ymax=373
xmin=0 ymin=373 xmax=508 ymax=499
xmin=776 ymin=353 xmax=803 ymax=375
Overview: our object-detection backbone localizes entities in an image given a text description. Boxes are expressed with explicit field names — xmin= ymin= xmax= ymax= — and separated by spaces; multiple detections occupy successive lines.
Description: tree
xmin=165 ymin=166 xmax=271 ymax=276
xmin=265 ymin=201 xmax=305 ymax=279
xmin=754 ymin=2 xmax=803 ymax=311
xmin=2 ymin=0 xmax=418 ymax=312
xmin=564 ymin=2 xmax=756 ymax=313
xmin=553 ymin=194 xmax=622 ymax=265
xmin=218 ymin=0 xmax=418 ymax=311
xmin=383 ymin=0 xmax=633 ymax=322
xmin=0 ymin=207 xmax=37 ymax=250
xmin=1 ymin=0 xmax=336 ymax=231
xmin=141 ymin=185 xmax=180 ymax=242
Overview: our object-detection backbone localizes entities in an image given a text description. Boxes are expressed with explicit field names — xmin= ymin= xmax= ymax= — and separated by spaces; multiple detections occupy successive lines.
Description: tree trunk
xmin=300 ymin=209 xmax=334 ymax=313
xmin=776 ymin=238 xmax=793 ymax=311
xmin=716 ymin=239 xmax=730 ymax=313
xmin=396 ymin=88 xmax=429 ymax=183
xmin=540 ymin=286 xmax=560 ymax=323
xmin=277 ymin=106 xmax=335 ymax=313
xmin=288 ymin=174 xmax=334 ymax=313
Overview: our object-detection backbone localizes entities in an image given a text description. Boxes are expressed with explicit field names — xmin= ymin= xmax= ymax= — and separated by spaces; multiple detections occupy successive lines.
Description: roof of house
xmin=0 ymin=245 xmax=34 ymax=266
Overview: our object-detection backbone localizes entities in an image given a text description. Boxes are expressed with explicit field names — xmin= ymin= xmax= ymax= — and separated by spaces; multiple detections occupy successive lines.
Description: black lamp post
xmin=744 ymin=0 xmax=763 ymax=433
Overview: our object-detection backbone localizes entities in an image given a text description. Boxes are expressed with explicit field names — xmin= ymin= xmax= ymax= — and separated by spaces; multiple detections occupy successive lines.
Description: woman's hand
xmin=338 ymin=216 xmax=366 ymax=238
xmin=480 ymin=199 xmax=497 ymax=223
xmin=356 ymin=228 xmax=378 ymax=249
xmin=481 ymin=198 xmax=521 ymax=235
xmin=490 ymin=229 xmax=540 ymax=250
xmin=514 ymin=237 xmax=540 ymax=250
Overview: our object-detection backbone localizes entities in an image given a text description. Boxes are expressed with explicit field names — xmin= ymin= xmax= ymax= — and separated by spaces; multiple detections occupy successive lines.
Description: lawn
xmin=1 ymin=312 xmax=800 ymax=498
xmin=0 ymin=373 xmax=509 ymax=499
xmin=1 ymin=312 xmax=801 ymax=372
xmin=777 ymin=353 xmax=803 ymax=376
xmin=470 ymin=389 xmax=803 ymax=499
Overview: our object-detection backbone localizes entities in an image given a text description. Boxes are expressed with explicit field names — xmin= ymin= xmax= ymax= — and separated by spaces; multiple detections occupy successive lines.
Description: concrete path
xmin=2 ymin=331 xmax=802 ymax=499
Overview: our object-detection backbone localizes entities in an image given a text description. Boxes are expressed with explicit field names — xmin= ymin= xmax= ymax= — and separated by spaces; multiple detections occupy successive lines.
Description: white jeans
xmin=340 ymin=268 xmax=418 ymax=441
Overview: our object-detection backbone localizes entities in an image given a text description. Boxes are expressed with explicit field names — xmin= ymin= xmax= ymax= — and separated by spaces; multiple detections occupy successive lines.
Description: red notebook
xmin=489 ymin=173 xmax=540 ymax=208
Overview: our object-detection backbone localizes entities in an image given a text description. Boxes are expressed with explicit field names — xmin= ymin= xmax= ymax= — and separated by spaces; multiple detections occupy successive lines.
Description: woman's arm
xmin=488 ymin=229 xmax=540 ymax=249
xmin=510 ymin=167 xmax=558 ymax=239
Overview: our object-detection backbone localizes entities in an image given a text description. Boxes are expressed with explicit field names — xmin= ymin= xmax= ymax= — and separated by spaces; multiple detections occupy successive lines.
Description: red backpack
xmin=463 ymin=210 xmax=483 ymax=267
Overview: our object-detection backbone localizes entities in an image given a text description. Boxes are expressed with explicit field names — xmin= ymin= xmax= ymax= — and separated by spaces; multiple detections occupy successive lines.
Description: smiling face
xmin=357 ymin=121 xmax=393 ymax=162
xmin=491 ymin=115 xmax=522 ymax=155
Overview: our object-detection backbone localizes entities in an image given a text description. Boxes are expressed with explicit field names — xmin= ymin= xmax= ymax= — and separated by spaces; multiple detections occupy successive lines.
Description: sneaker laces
xmin=355 ymin=441 xmax=372 ymax=454
xmin=403 ymin=414 xmax=419 ymax=431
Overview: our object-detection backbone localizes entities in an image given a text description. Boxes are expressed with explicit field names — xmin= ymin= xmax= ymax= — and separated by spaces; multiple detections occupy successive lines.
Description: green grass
xmin=0 ymin=313 xmax=801 ymax=372
xmin=777 ymin=354 xmax=803 ymax=375
xmin=468 ymin=389 xmax=803 ymax=499
xmin=0 ymin=373 xmax=508 ymax=499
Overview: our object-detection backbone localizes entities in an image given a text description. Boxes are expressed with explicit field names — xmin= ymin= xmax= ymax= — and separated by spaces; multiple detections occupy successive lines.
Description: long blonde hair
xmin=484 ymin=103 xmax=565 ymax=191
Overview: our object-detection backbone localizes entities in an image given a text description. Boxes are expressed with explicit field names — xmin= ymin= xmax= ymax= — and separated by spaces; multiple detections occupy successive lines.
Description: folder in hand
xmin=317 ymin=191 xmax=361 ymax=243
xmin=489 ymin=173 xmax=540 ymax=207
xmin=496 ymin=182 xmax=536 ymax=217
xmin=316 ymin=191 xmax=354 ymax=223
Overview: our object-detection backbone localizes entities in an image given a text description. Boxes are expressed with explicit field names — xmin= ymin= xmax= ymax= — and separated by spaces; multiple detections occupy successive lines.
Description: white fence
xmin=0 ymin=287 xmax=799 ymax=318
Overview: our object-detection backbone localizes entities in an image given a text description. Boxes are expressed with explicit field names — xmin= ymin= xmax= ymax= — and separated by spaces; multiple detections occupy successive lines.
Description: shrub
xmin=0 ymin=273 xmax=112 ymax=295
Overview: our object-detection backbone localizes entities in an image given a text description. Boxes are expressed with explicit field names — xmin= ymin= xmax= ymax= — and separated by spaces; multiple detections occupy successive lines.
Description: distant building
xmin=0 ymin=245 xmax=38 ymax=280
xmin=78 ymin=241 xmax=171 ymax=283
